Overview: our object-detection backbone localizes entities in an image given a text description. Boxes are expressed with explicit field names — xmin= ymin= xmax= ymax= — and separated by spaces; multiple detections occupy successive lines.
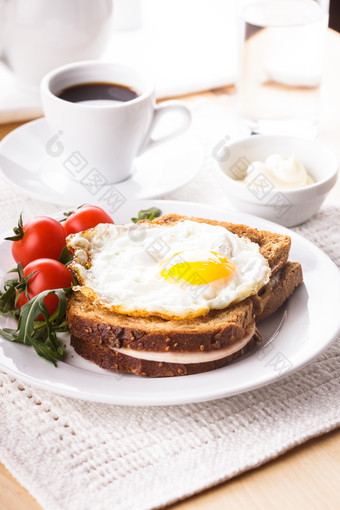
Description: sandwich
xmin=66 ymin=214 xmax=303 ymax=377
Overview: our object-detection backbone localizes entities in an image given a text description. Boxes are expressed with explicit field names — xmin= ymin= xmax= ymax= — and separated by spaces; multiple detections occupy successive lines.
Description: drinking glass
xmin=237 ymin=0 xmax=330 ymax=137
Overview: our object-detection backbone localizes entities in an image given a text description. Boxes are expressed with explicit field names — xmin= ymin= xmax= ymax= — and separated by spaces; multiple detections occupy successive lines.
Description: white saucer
xmin=0 ymin=118 xmax=203 ymax=205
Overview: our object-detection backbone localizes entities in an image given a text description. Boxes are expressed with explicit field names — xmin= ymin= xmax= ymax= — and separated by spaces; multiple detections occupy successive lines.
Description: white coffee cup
xmin=40 ymin=61 xmax=192 ymax=183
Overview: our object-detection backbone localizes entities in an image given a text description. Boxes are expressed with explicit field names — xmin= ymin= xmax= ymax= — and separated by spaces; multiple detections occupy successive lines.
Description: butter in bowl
xmin=215 ymin=135 xmax=338 ymax=227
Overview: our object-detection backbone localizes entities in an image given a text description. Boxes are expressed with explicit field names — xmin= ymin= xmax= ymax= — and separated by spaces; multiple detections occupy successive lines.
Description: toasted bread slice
xmin=66 ymin=215 xmax=301 ymax=377
xmin=67 ymin=261 xmax=302 ymax=349
xmin=67 ymin=292 xmax=255 ymax=353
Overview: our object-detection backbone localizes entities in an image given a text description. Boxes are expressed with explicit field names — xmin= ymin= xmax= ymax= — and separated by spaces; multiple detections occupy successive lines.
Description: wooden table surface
xmin=1 ymin=28 xmax=340 ymax=510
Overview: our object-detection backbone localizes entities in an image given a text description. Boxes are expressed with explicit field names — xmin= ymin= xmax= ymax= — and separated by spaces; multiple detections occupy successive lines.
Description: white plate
xmin=1 ymin=200 xmax=340 ymax=406
xmin=0 ymin=118 xmax=202 ymax=205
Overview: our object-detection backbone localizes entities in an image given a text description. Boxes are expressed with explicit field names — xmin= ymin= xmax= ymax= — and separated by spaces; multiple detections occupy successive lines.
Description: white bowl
xmin=215 ymin=135 xmax=338 ymax=227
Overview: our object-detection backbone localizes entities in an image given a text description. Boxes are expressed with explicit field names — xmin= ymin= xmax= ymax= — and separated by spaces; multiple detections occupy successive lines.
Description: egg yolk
xmin=161 ymin=251 xmax=237 ymax=286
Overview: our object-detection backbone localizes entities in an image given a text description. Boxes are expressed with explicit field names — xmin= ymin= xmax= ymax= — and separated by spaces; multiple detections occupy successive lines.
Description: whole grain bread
xmin=66 ymin=215 xmax=302 ymax=377
xmin=67 ymin=292 xmax=255 ymax=353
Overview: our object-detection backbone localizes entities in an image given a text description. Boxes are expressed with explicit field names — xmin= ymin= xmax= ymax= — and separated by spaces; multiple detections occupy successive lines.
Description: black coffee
xmin=57 ymin=82 xmax=139 ymax=103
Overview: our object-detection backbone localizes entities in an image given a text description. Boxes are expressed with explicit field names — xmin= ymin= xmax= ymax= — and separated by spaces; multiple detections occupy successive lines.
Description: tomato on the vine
xmin=16 ymin=258 xmax=73 ymax=320
xmin=63 ymin=205 xmax=113 ymax=236
xmin=8 ymin=215 xmax=66 ymax=267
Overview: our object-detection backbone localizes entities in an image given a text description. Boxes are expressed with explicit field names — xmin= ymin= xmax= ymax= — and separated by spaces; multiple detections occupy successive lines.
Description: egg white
xmin=67 ymin=220 xmax=271 ymax=320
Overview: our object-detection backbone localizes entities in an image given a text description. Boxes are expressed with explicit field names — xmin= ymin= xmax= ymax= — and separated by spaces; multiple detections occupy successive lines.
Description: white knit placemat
xmin=1 ymin=98 xmax=340 ymax=509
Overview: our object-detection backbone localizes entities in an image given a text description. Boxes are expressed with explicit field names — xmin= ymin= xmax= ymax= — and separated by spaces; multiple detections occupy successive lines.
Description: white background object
xmin=0 ymin=0 xmax=238 ymax=123
xmin=105 ymin=0 xmax=238 ymax=97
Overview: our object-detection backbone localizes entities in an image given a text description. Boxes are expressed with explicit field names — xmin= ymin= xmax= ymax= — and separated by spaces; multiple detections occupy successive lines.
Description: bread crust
xmin=254 ymin=261 xmax=303 ymax=321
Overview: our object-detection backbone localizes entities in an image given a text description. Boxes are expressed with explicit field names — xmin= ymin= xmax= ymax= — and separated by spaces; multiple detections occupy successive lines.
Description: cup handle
xmin=138 ymin=100 xmax=191 ymax=155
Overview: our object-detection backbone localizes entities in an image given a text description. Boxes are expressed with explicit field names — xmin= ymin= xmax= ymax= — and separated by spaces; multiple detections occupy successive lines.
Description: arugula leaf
xmin=131 ymin=207 xmax=162 ymax=223
xmin=0 ymin=278 xmax=18 ymax=314
xmin=0 ymin=288 xmax=69 ymax=366
xmin=0 ymin=263 xmax=37 ymax=314
xmin=58 ymin=246 xmax=73 ymax=265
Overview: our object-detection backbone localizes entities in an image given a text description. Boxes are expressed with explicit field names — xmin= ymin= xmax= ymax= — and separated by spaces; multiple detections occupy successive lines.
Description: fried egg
xmin=67 ymin=220 xmax=271 ymax=320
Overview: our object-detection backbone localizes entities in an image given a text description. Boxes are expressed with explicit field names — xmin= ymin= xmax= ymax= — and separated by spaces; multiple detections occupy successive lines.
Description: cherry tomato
xmin=11 ymin=216 xmax=66 ymax=267
xmin=63 ymin=205 xmax=113 ymax=236
xmin=16 ymin=258 xmax=73 ymax=320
